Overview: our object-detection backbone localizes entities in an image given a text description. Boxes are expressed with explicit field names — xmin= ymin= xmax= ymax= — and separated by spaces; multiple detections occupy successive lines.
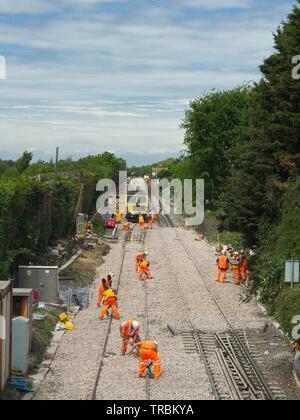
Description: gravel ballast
xmin=34 ymin=223 xmax=300 ymax=400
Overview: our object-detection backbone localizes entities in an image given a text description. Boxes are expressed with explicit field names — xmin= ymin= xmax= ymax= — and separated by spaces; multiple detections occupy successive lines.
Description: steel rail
xmin=90 ymin=229 xmax=131 ymax=400
xmin=170 ymin=219 xmax=275 ymax=401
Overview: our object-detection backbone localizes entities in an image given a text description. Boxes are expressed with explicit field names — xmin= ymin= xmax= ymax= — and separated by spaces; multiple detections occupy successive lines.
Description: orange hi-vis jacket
xmin=136 ymin=341 xmax=158 ymax=352
xmin=241 ymin=257 xmax=249 ymax=270
xmin=121 ymin=320 xmax=139 ymax=338
xmin=103 ymin=289 xmax=117 ymax=303
xmin=217 ymin=255 xmax=229 ymax=270
xmin=136 ymin=253 xmax=145 ymax=265
xmin=140 ymin=260 xmax=150 ymax=271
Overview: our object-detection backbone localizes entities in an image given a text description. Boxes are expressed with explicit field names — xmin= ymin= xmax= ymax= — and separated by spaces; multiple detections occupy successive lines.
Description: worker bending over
xmin=100 ymin=289 xmax=120 ymax=320
xmin=97 ymin=278 xmax=110 ymax=307
xmin=120 ymin=319 xmax=141 ymax=355
xmin=216 ymin=252 xmax=229 ymax=283
xmin=138 ymin=259 xmax=153 ymax=281
xmin=135 ymin=251 xmax=148 ymax=272
xmin=135 ymin=341 xmax=161 ymax=379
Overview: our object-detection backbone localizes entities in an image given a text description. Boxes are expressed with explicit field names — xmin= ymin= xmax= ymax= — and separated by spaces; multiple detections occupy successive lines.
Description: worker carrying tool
xmin=139 ymin=215 xmax=145 ymax=229
xmin=216 ymin=252 xmax=229 ymax=283
xmin=135 ymin=251 xmax=148 ymax=272
xmin=134 ymin=341 xmax=161 ymax=379
xmin=97 ymin=278 xmax=110 ymax=307
xmin=120 ymin=319 xmax=141 ymax=355
xmin=138 ymin=259 xmax=153 ymax=281
xmin=232 ymin=252 xmax=242 ymax=285
xmin=100 ymin=289 xmax=120 ymax=320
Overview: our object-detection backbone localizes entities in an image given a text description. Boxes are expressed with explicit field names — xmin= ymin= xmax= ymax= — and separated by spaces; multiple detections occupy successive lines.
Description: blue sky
xmin=0 ymin=0 xmax=297 ymax=165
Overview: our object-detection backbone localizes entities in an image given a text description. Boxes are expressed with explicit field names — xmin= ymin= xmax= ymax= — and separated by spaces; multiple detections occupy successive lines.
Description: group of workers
xmin=216 ymin=246 xmax=254 ymax=285
xmin=96 ymin=228 xmax=161 ymax=379
xmin=122 ymin=212 xmax=157 ymax=232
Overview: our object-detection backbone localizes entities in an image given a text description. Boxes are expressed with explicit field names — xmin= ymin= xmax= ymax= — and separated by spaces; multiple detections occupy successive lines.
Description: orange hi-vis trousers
xmin=97 ymin=284 xmax=107 ymax=306
xmin=138 ymin=349 xmax=161 ymax=379
xmin=233 ymin=266 xmax=241 ymax=285
xmin=241 ymin=265 xmax=252 ymax=282
xmin=100 ymin=297 xmax=120 ymax=320
xmin=216 ymin=268 xmax=227 ymax=283
xmin=139 ymin=268 xmax=152 ymax=281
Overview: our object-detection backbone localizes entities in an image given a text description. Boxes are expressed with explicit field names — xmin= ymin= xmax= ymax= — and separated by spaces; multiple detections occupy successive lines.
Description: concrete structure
xmin=13 ymin=289 xmax=33 ymax=352
xmin=18 ymin=266 xmax=59 ymax=303
xmin=12 ymin=317 xmax=30 ymax=375
xmin=0 ymin=281 xmax=12 ymax=391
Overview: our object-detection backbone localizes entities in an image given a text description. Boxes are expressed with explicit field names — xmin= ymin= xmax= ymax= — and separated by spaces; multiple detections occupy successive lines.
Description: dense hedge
xmin=0 ymin=152 xmax=126 ymax=279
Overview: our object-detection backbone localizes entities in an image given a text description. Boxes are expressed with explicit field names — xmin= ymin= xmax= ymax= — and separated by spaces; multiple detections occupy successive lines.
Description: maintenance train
xmin=126 ymin=177 xmax=150 ymax=223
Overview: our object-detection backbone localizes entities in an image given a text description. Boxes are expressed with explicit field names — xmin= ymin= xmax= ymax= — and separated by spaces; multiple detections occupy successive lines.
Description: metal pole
xmin=291 ymin=259 xmax=294 ymax=289
xmin=55 ymin=147 xmax=59 ymax=178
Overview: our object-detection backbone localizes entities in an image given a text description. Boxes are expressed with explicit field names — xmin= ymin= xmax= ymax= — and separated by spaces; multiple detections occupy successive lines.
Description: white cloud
xmin=0 ymin=0 xmax=296 ymax=162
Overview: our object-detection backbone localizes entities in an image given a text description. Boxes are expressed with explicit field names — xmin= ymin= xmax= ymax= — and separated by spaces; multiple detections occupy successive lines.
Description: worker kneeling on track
xmin=120 ymin=319 xmax=141 ymax=355
xmin=138 ymin=259 xmax=153 ymax=281
xmin=134 ymin=341 xmax=161 ymax=379
xmin=100 ymin=289 xmax=120 ymax=320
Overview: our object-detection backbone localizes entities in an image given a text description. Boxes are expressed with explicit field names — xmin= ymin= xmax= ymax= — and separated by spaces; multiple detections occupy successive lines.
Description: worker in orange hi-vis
xmin=138 ymin=259 xmax=153 ymax=281
xmin=216 ymin=252 xmax=230 ymax=283
xmin=241 ymin=252 xmax=252 ymax=283
xmin=148 ymin=214 xmax=155 ymax=230
xmin=139 ymin=215 xmax=145 ymax=229
xmin=135 ymin=251 xmax=148 ymax=272
xmin=135 ymin=341 xmax=161 ymax=379
xmin=99 ymin=272 xmax=113 ymax=290
xmin=232 ymin=252 xmax=242 ymax=285
xmin=120 ymin=320 xmax=141 ymax=355
xmin=123 ymin=221 xmax=130 ymax=231
xmin=100 ymin=289 xmax=120 ymax=320
xmin=97 ymin=278 xmax=110 ymax=307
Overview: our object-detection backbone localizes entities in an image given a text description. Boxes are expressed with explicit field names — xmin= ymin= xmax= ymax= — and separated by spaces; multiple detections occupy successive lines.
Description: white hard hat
xmin=132 ymin=321 xmax=140 ymax=330
xmin=109 ymin=272 xmax=114 ymax=277
xmin=153 ymin=341 xmax=158 ymax=346
xmin=234 ymin=252 xmax=239 ymax=256
xmin=144 ymin=251 xmax=148 ymax=256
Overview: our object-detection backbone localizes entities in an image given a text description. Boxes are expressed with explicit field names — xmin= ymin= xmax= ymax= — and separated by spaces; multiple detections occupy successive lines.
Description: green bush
xmin=273 ymin=286 xmax=300 ymax=337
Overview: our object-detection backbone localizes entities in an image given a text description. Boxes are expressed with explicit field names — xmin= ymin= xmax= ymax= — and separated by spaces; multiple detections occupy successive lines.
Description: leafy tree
xmin=15 ymin=151 xmax=33 ymax=173
xmin=218 ymin=2 xmax=300 ymax=243
xmin=181 ymin=86 xmax=250 ymax=203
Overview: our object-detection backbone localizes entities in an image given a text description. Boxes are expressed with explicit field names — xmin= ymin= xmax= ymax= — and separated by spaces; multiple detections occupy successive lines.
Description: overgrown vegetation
xmin=29 ymin=307 xmax=61 ymax=373
xmin=163 ymin=2 xmax=300 ymax=335
xmin=0 ymin=151 xmax=126 ymax=279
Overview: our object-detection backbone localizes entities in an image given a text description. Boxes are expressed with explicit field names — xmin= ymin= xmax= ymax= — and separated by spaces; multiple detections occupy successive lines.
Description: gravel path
xmin=34 ymin=223 xmax=300 ymax=400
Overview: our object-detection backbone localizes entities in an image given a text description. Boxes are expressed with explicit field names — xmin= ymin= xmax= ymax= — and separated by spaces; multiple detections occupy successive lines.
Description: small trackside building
xmin=0 ymin=281 xmax=13 ymax=391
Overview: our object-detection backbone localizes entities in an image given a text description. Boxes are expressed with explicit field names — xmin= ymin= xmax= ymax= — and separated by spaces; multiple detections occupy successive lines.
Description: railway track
xmin=159 ymin=213 xmax=278 ymax=401
xmin=90 ymin=225 xmax=149 ymax=400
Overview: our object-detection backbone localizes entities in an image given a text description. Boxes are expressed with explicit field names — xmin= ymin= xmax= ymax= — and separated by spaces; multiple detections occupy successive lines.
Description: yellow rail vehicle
xmin=126 ymin=177 xmax=150 ymax=223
